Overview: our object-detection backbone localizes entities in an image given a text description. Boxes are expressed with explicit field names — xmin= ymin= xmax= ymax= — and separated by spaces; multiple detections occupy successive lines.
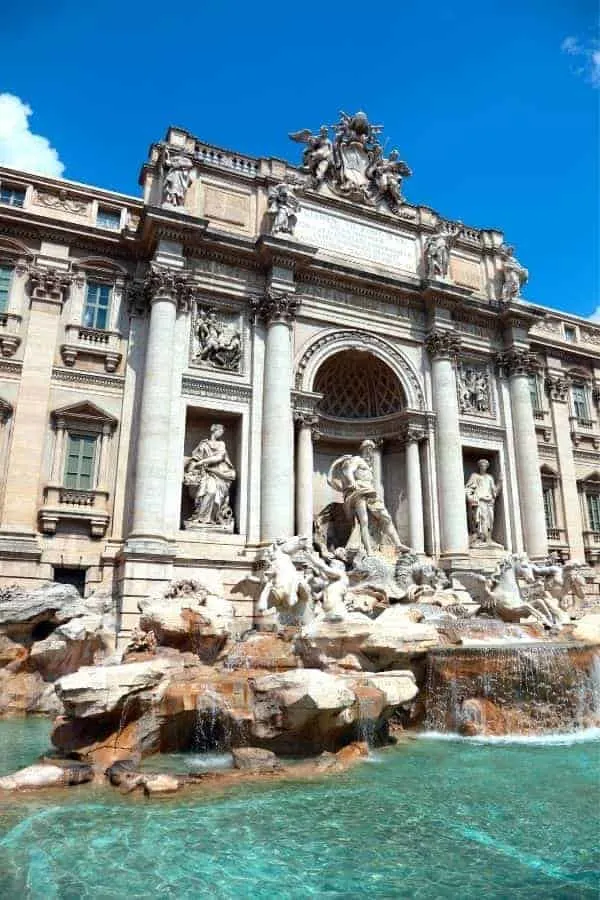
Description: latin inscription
xmin=294 ymin=206 xmax=417 ymax=272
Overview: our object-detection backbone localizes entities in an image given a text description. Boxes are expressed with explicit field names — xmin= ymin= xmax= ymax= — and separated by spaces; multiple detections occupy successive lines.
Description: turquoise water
xmin=0 ymin=720 xmax=598 ymax=899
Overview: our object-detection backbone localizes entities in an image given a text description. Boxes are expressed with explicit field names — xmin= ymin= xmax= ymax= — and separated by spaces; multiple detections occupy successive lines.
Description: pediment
xmin=579 ymin=469 xmax=600 ymax=486
xmin=52 ymin=401 xmax=117 ymax=427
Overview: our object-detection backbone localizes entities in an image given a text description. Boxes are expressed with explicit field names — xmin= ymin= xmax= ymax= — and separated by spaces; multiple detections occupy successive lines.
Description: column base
xmin=123 ymin=535 xmax=176 ymax=557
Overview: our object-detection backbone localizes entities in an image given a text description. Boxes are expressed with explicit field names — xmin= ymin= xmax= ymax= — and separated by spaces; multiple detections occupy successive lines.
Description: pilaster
xmin=546 ymin=372 xmax=585 ymax=559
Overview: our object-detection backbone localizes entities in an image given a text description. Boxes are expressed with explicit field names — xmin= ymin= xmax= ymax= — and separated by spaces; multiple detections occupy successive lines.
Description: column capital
xmin=425 ymin=329 xmax=461 ymax=362
xmin=145 ymin=266 xmax=196 ymax=314
xmin=545 ymin=374 xmax=570 ymax=403
xmin=28 ymin=267 xmax=72 ymax=306
xmin=251 ymin=290 xmax=300 ymax=326
xmin=294 ymin=412 xmax=318 ymax=428
xmin=496 ymin=348 xmax=540 ymax=378
xmin=401 ymin=423 xmax=425 ymax=445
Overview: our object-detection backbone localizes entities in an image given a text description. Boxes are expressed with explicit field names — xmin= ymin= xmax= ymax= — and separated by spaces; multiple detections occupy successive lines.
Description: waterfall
xmin=192 ymin=685 xmax=232 ymax=752
xmin=423 ymin=645 xmax=600 ymax=736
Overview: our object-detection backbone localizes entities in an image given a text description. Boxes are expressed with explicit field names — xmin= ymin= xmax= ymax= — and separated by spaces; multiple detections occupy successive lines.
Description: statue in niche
xmin=161 ymin=148 xmax=196 ymax=208
xmin=194 ymin=308 xmax=241 ymax=371
xmin=288 ymin=125 xmax=334 ymax=186
xmin=424 ymin=223 xmax=461 ymax=279
xmin=267 ymin=183 xmax=300 ymax=235
xmin=465 ymin=459 xmax=502 ymax=547
xmin=500 ymin=244 xmax=528 ymax=300
xmin=327 ymin=439 xmax=412 ymax=556
xmin=457 ymin=365 xmax=491 ymax=414
xmin=183 ymin=424 xmax=236 ymax=531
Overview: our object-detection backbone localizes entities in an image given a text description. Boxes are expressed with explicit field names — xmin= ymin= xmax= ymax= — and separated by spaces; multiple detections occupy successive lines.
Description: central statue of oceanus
xmin=327 ymin=439 xmax=411 ymax=556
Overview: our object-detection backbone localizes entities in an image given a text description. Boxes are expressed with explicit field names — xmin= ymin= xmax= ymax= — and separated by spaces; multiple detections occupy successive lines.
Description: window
xmin=542 ymin=484 xmax=556 ymax=530
xmin=83 ymin=281 xmax=111 ymax=329
xmin=0 ymin=186 xmax=25 ymax=208
xmin=96 ymin=207 xmax=121 ymax=230
xmin=0 ymin=265 xmax=12 ymax=312
xmin=564 ymin=325 xmax=576 ymax=343
xmin=572 ymin=383 xmax=589 ymax=421
xmin=528 ymin=374 xmax=541 ymax=412
xmin=53 ymin=567 xmax=86 ymax=597
xmin=64 ymin=433 xmax=96 ymax=490
xmin=586 ymin=493 xmax=600 ymax=532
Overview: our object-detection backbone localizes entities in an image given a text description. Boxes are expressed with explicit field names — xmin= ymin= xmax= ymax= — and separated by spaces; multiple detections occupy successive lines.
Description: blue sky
xmin=1 ymin=1 xmax=598 ymax=318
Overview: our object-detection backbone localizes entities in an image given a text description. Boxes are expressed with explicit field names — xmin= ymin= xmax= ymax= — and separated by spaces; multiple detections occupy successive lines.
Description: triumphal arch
xmin=0 ymin=109 xmax=598 ymax=636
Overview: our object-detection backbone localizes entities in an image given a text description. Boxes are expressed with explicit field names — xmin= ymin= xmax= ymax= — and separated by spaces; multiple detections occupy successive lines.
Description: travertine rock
xmin=138 ymin=587 xmax=234 ymax=660
xmin=572 ymin=613 xmax=600 ymax=645
xmin=232 ymin=747 xmax=282 ymax=772
xmin=143 ymin=773 xmax=180 ymax=795
xmin=55 ymin=658 xmax=180 ymax=718
xmin=0 ymin=761 xmax=93 ymax=790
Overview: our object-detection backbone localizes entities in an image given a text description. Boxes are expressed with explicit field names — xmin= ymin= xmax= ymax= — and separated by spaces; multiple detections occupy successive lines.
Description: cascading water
xmin=423 ymin=644 xmax=600 ymax=736
xmin=192 ymin=685 xmax=232 ymax=752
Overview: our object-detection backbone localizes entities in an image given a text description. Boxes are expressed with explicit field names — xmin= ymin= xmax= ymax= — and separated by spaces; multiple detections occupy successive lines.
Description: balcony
xmin=39 ymin=486 xmax=110 ymax=538
xmin=583 ymin=531 xmax=600 ymax=563
xmin=60 ymin=324 xmax=122 ymax=373
xmin=0 ymin=312 xmax=22 ymax=357
xmin=570 ymin=416 xmax=600 ymax=450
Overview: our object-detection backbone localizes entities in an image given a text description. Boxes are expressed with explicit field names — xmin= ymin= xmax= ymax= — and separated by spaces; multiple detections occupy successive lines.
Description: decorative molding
xmin=190 ymin=303 xmax=243 ymax=374
xmin=294 ymin=328 xmax=426 ymax=413
xmin=28 ymin=267 xmax=72 ymax=305
xmin=545 ymin=374 xmax=570 ymax=403
xmin=51 ymin=367 xmax=124 ymax=391
xmin=0 ymin=358 xmax=22 ymax=378
xmin=459 ymin=421 xmax=505 ymax=442
xmin=250 ymin=290 xmax=300 ymax=326
xmin=130 ymin=265 xmax=198 ymax=316
xmin=32 ymin=189 xmax=89 ymax=216
xmin=496 ymin=349 xmax=540 ymax=377
xmin=457 ymin=360 xmax=494 ymax=417
xmin=425 ymin=330 xmax=461 ymax=362
xmin=181 ymin=375 xmax=252 ymax=404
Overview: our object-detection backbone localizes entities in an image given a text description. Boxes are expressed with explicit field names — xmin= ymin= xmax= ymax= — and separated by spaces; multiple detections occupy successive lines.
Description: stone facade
xmin=0 ymin=113 xmax=598 ymax=638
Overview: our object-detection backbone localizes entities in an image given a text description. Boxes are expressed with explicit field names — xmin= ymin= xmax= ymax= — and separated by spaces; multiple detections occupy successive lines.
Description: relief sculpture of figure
xmin=328 ymin=440 xmax=412 ymax=556
xmin=194 ymin=309 xmax=241 ymax=372
xmin=161 ymin=148 xmax=196 ymax=207
xmin=500 ymin=244 xmax=528 ymax=300
xmin=465 ymin=459 xmax=502 ymax=546
xmin=184 ymin=424 xmax=236 ymax=531
xmin=267 ymin=183 xmax=300 ymax=235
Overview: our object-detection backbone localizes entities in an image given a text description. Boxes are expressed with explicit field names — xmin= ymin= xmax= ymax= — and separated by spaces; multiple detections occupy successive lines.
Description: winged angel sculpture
xmin=289 ymin=111 xmax=412 ymax=213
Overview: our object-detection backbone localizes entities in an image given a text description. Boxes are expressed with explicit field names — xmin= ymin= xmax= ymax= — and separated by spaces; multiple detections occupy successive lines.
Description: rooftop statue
xmin=424 ymin=222 xmax=462 ymax=280
xmin=500 ymin=244 xmax=528 ymax=300
xmin=289 ymin=110 xmax=411 ymax=213
xmin=161 ymin=148 xmax=196 ymax=208
xmin=267 ymin=182 xmax=300 ymax=235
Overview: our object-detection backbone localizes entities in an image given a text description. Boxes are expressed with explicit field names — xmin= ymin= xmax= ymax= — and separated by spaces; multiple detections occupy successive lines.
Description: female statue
xmin=184 ymin=424 xmax=236 ymax=530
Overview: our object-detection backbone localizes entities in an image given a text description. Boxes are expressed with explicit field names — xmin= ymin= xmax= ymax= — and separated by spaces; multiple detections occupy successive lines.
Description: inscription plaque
xmin=294 ymin=206 xmax=417 ymax=272
xmin=204 ymin=187 xmax=250 ymax=226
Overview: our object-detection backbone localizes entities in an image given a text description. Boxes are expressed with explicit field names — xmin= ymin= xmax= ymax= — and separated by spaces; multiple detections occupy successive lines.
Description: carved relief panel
xmin=189 ymin=302 xmax=244 ymax=374
xmin=457 ymin=360 xmax=495 ymax=418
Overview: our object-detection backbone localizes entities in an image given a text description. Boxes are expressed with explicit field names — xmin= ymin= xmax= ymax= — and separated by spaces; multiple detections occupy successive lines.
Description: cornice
xmin=51 ymin=367 xmax=125 ymax=391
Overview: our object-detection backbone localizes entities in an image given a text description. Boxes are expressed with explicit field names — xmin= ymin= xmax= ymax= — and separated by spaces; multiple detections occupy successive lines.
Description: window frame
xmin=586 ymin=491 xmax=600 ymax=533
xmin=63 ymin=431 xmax=98 ymax=491
xmin=0 ymin=264 xmax=13 ymax=313
xmin=82 ymin=279 xmax=112 ymax=330
xmin=542 ymin=482 xmax=556 ymax=530
xmin=96 ymin=207 xmax=121 ymax=231
xmin=0 ymin=185 xmax=26 ymax=208
xmin=571 ymin=382 xmax=589 ymax=422
xmin=528 ymin=373 xmax=542 ymax=413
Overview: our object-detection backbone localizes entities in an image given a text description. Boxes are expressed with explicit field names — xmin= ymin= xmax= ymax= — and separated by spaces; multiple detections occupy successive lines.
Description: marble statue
xmin=267 ymin=183 xmax=300 ymax=235
xmin=183 ymin=424 xmax=236 ymax=531
xmin=161 ymin=148 xmax=196 ymax=208
xmin=424 ymin=223 xmax=460 ymax=279
xmin=254 ymin=536 xmax=314 ymax=626
xmin=194 ymin=308 xmax=241 ymax=371
xmin=328 ymin=440 xmax=411 ymax=556
xmin=289 ymin=110 xmax=411 ymax=212
xmin=500 ymin=245 xmax=528 ymax=300
xmin=308 ymin=549 xmax=350 ymax=620
xmin=288 ymin=125 xmax=334 ymax=186
xmin=465 ymin=459 xmax=501 ymax=546
xmin=367 ymin=148 xmax=411 ymax=213
xmin=478 ymin=555 xmax=566 ymax=628
xmin=457 ymin=365 xmax=490 ymax=414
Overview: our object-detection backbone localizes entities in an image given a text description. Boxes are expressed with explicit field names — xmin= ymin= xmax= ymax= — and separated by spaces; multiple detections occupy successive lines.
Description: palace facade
xmin=0 ymin=113 xmax=598 ymax=636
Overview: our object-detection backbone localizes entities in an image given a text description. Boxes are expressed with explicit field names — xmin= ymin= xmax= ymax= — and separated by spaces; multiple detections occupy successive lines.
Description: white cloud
xmin=561 ymin=36 xmax=600 ymax=88
xmin=589 ymin=307 xmax=600 ymax=322
xmin=0 ymin=94 xmax=64 ymax=177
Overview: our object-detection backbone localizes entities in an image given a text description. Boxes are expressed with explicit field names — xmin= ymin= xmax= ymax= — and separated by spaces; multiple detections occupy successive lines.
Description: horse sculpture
xmin=479 ymin=555 xmax=566 ymax=629
xmin=254 ymin=536 xmax=314 ymax=626
xmin=531 ymin=560 xmax=586 ymax=612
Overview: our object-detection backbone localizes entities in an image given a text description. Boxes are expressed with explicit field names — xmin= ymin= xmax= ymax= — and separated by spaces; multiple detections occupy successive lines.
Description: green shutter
xmin=64 ymin=434 xmax=96 ymax=490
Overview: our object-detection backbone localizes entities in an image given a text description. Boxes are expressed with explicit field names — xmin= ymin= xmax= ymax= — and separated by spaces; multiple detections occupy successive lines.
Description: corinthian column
xmin=253 ymin=291 xmax=299 ymax=542
xmin=295 ymin=414 xmax=317 ymax=538
xmin=404 ymin=425 xmax=425 ymax=554
xmin=499 ymin=350 xmax=547 ymax=559
xmin=129 ymin=267 xmax=193 ymax=550
xmin=425 ymin=331 xmax=469 ymax=559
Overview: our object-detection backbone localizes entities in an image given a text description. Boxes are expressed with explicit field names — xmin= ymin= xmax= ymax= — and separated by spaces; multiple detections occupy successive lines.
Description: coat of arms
xmin=289 ymin=110 xmax=412 ymax=214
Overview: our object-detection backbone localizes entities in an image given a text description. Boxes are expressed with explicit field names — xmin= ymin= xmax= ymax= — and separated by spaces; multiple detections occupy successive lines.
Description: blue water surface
xmin=0 ymin=719 xmax=598 ymax=899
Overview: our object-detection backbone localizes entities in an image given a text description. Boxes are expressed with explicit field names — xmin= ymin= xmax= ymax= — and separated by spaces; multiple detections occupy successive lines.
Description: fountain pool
xmin=0 ymin=719 xmax=598 ymax=898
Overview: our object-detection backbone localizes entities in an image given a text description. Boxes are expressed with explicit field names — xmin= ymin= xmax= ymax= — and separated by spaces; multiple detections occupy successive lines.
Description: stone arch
xmin=294 ymin=329 xmax=425 ymax=411
xmin=0 ymin=236 xmax=34 ymax=266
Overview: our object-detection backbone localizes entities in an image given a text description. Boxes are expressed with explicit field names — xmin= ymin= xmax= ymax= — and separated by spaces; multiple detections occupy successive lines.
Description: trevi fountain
xmin=0 ymin=110 xmax=597 ymax=897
